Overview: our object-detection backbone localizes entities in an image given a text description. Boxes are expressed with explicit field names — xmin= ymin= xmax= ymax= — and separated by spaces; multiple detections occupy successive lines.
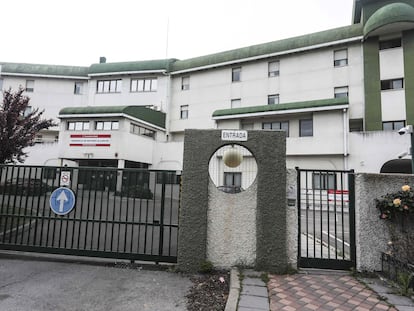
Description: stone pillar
xmin=177 ymin=129 xmax=287 ymax=273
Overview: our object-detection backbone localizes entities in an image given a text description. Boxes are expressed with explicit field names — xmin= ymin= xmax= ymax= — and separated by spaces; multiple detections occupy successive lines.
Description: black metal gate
xmin=0 ymin=165 xmax=180 ymax=263
xmin=297 ymin=168 xmax=356 ymax=270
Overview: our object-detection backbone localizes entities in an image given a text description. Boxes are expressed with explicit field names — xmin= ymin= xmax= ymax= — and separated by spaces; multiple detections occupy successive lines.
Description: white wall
xmin=217 ymin=110 xmax=347 ymax=156
xmin=169 ymin=44 xmax=365 ymax=135
xmin=339 ymin=45 xmax=365 ymax=120
xmin=58 ymin=118 xmax=159 ymax=165
xmin=348 ymin=131 xmax=411 ymax=173
xmin=151 ymin=141 xmax=184 ymax=170
xmin=1 ymin=76 xmax=88 ymax=125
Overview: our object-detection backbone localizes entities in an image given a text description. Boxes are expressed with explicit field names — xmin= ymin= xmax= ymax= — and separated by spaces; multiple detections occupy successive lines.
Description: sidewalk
xmin=238 ymin=270 xmax=269 ymax=311
xmin=268 ymin=271 xmax=399 ymax=311
xmin=235 ymin=234 xmax=401 ymax=311
xmin=235 ymin=268 xmax=414 ymax=311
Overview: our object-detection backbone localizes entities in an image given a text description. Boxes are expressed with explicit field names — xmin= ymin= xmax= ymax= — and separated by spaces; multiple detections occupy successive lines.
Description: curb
xmin=225 ymin=268 xmax=240 ymax=311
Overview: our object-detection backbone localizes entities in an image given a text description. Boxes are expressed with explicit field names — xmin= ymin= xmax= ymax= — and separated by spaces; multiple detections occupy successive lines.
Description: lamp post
xmin=398 ymin=125 xmax=414 ymax=174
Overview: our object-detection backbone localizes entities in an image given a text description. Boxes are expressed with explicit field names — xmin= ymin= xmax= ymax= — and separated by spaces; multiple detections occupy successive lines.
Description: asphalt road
xmin=300 ymin=209 xmax=351 ymax=260
xmin=0 ymin=189 xmax=179 ymax=261
xmin=0 ymin=256 xmax=191 ymax=311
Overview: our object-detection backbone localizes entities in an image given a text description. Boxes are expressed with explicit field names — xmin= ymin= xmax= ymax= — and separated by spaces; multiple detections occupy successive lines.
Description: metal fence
xmin=0 ymin=165 xmax=180 ymax=263
xmin=297 ymin=168 xmax=356 ymax=270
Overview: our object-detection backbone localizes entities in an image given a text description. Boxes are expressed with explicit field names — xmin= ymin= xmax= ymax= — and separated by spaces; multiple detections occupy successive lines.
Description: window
xmin=25 ymin=80 xmax=34 ymax=92
xmin=23 ymin=106 xmax=32 ymax=117
xmin=97 ymin=79 xmax=122 ymax=93
xmin=34 ymin=135 xmax=43 ymax=144
xmin=381 ymin=78 xmax=404 ymax=90
xmin=334 ymin=49 xmax=348 ymax=67
xmin=130 ymin=123 xmax=156 ymax=139
xmin=68 ymin=121 xmax=90 ymax=131
xmin=300 ymin=119 xmax=313 ymax=137
xmin=268 ymin=94 xmax=280 ymax=105
xmin=334 ymin=86 xmax=349 ymax=98
xmin=130 ymin=78 xmax=157 ymax=92
xmin=383 ymin=121 xmax=405 ymax=131
xmin=181 ymin=76 xmax=190 ymax=90
xmin=74 ymin=82 xmax=83 ymax=94
xmin=180 ymin=105 xmax=188 ymax=119
xmin=379 ymin=38 xmax=401 ymax=50
xmin=231 ymin=99 xmax=241 ymax=108
xmin=262 ymin=121 xmax=289 ymax=136
xmin=232 ymin=67 xmax=241 ymax=82
xmin=241 ymin=123 xmax=254 ymax=130
xmin=95 ymin=121 xmax=119 ymax=130
xmin=268 ymin=61 xmax=280 ymax=77
xmin=224 ymin=172 xmax=242 ymax=187
xmin=313 ymin=172 xmax=336 ymax=190
xmin=349 ymin=119 xmax=363 ymax=132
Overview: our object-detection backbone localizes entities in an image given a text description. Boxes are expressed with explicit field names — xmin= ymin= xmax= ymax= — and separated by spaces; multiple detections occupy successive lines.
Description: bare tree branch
xmin=0 ymin=88 xmax=56 ymax=164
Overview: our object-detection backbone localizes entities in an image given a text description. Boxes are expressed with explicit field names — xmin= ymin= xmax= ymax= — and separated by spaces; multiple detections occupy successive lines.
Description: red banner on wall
xmin=70 ymin=134 xmax=111 ymax=147
xmin=328 ymin=189 xmax=349 ymax=202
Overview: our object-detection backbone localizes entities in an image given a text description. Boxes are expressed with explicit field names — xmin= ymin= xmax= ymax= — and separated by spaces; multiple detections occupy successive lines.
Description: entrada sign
xmin=221 ymin=130 xmax=248 ymax=141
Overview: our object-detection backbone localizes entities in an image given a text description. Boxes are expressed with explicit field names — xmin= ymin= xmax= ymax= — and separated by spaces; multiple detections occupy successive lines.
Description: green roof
xmin=172 ymin=24 xmax=363 ymax=72
xmin=88 ymin=59 xmax=177 ymax=75
xmin=0 ymin=24 xmax=365 ymax=76
xmin=212 ymin=97 xmax=349 ymax=118
xmin=0 ymin=62 xmax=88 ymax=77
xmin=364 ymin=2 xmax=414 ymax=37
xmin=59 ymin=105 xmax=166 ymax=129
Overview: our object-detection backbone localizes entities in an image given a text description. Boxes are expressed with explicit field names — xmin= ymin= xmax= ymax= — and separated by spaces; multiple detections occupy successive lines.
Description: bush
xmin=0 ymin=178 xmax=52 ymax=196
xmin=376 ymin=184 xmax=413 ymax=220
xmin=376 ymin=184 xmax=414 ymax=264
xmin=199 ymin=260 xmax=214 ymax=274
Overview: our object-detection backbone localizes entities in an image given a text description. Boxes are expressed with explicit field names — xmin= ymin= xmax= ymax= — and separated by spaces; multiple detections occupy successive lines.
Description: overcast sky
xmin=1 ymin=0 xmax=354 ymax=66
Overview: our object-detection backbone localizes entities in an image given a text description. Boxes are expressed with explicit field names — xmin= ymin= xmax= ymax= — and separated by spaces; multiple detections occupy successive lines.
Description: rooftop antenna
xmin=165 ymin=17 xmax=170 ymax=59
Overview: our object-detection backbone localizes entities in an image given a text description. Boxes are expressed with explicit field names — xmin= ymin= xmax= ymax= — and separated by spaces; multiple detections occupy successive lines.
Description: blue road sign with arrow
xmin=49 ymin=187 xmax=76 ymax=216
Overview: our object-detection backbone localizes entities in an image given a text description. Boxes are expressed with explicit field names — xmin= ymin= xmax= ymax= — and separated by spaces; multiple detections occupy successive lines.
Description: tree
xmin=0 ymin=88 xmax=56 ymax=164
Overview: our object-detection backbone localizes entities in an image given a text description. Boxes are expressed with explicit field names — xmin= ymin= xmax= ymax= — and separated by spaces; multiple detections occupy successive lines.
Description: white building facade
xmin=1 ymin=0 xmax=414 ymax=173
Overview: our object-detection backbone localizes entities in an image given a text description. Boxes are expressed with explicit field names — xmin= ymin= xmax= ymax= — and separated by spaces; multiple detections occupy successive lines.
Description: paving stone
xmin=382 ymin=293 xmax=414 ymax=307
xmin=242 ymin=284 xmax=268 ymax=297
xmin=243 ymin=269 xmax=264 ymax=278
xmin=238 ymin=307 xmax=265 ymax=311
xmin=365 ymin=282 xmax=394 ymax=294
xmin=243 ymin=277 xmax=266 ymax=287
xmin=268 ymin=273 xmax=396 ymax=311
xmin=238 ymin=294 xmax=269 ymax=310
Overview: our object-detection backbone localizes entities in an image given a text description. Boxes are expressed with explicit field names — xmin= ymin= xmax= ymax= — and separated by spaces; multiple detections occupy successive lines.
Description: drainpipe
xmin=164 ymin=71 xmax=171 ymax=142
xmin=343 ymin=108 xmax=349 ymax=170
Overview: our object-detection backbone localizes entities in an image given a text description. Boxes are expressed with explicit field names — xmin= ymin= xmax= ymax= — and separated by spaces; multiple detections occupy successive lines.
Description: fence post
xmin=348 ymin=169 xmax=357 ymax=268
